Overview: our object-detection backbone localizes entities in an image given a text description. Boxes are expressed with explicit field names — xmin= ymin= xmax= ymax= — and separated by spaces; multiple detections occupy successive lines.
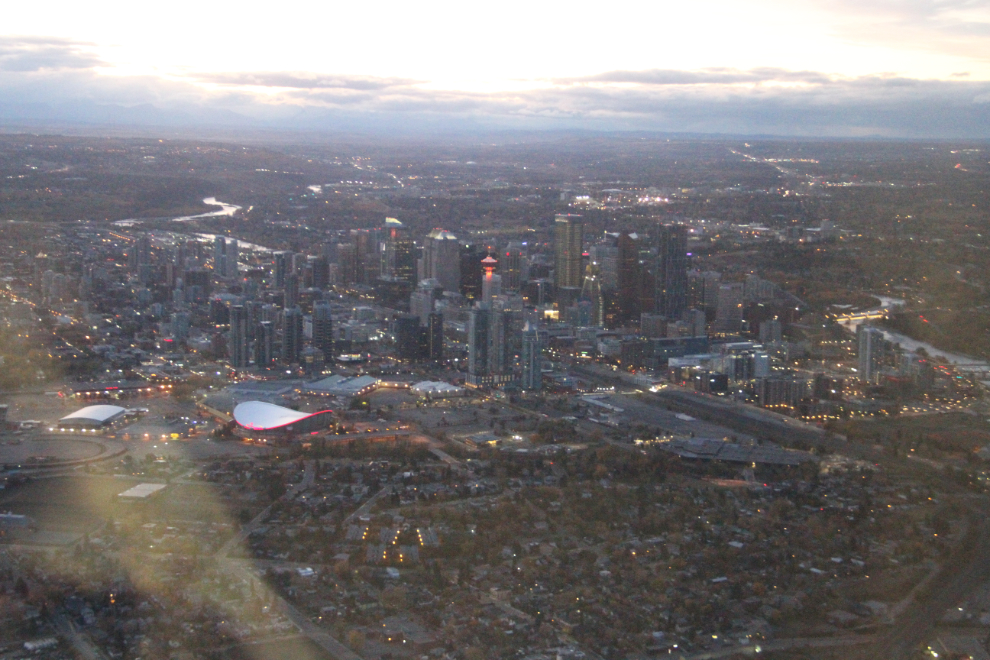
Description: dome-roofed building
xmin=232 ymin=401 xmax=334 ymax=438
xmin=57 ymin=405 xmax=127 ymax=430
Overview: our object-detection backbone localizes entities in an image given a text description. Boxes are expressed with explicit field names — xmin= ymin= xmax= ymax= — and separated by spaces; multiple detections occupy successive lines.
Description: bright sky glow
xmin=4 ymin=0 xmax=989 ymax=84
xmin=1 ymin=0 xmax=989 ymax=136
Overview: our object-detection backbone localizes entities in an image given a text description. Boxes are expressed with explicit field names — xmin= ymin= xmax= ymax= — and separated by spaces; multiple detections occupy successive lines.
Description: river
xmin=113 ymin=197 xmax=242 ymax=227
xmin=837 ymin=296 xmax=989 ymax=373
xmin=192 ymin=233 xmax=270 ymax=253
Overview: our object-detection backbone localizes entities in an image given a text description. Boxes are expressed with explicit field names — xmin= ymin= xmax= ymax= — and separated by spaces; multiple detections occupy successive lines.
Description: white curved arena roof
xmin=233 ymin=401 xmax=330 ymax=431
xmin=59 ymin=405 xmax=127 ymax=425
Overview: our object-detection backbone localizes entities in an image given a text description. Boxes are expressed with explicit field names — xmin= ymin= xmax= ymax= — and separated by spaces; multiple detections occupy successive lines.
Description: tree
xmin=346 ymin=629 xmax=365 ymax=650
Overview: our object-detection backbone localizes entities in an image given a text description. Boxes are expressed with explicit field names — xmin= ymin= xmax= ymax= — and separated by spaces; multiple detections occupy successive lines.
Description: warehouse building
xmin=56 ymin=405 xmax=128 ymax=431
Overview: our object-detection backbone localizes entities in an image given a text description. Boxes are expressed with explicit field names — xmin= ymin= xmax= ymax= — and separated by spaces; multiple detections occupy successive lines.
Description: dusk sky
xmin=2 ymin=0 xmax=990 ymax=137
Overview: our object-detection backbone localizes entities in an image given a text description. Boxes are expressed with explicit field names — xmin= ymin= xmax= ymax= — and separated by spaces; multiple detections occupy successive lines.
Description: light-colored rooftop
xmin=411 ymin=381 xmax=463 ymax=394
xmin=118 ymin=483 xmax=167 ymax=499
xmin=305 ymin=375 xmax=379 ymax=396
xmin=59 ymin=405 xmax=127 ymax=424
xmin=233 ymin=401 xmax=321 ymax=430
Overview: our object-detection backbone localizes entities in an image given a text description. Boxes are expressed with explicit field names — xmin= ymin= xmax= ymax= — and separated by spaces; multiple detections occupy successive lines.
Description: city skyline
xmin=0 ymin=132 xmax=986 ymax=659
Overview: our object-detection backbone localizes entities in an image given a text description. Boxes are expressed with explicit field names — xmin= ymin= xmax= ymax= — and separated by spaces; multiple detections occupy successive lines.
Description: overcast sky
xmin=2 ymin=0 xmax=990 ymax=137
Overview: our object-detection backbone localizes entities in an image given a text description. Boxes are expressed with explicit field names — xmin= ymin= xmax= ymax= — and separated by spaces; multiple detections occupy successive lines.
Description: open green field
xmin=0 ymin=476 xmax=263 ymax=537
xmin=0 ymin=475 xmax=131 ymax=533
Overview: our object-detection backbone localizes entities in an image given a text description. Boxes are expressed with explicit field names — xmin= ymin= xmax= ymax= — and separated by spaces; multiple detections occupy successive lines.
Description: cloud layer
xmin=0 ymin=37 xmax=988 ymax=138
xmin=0 ymin=36 xmax=104 ymax=72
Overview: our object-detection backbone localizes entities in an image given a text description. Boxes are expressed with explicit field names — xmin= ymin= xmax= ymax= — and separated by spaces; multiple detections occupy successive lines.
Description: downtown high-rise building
xmin=690 ymin=270 xmax=723 ymax=310
xmin=579 ymin=263 xmax=604 ymax=327
xmin=395 ymin=314 xmax=424 ymax=361
xmin=212 ymin=236 xmax=229 ymax=279
xmin=616 ymin=231 xmax=641 ymax=325
xmin=467 ymin=306 xmax=490 ymax=383
xmin=282 ymin=306 xmax=303 ymax=364
xmin=312 ymin=301 xmax=334 ymax=362
xmin=459 ymin=244 xmax=483 ymax=301
xmin=284 ymin=273 xmax=300 ymax=309
xmin=422 ymin=229 xmax=461 ymax=291
xmin=857 ymin=325 xmax=885 ymax=384
xmin=254 ymin=321 xmax=275 ymax=368
xmin=588 ymin=243 xmax=619 ymax=291
xmin=521 ymin=322 xmax=541 ymax=390
xmin=410 ymin=280 xmax=439 ymax=325
xmin=335 ymin=243 xmax=356 ymax=286
xmin=381 ymin=218 xmax=416 ymax=285
xmin=553 ymin=214 xmax=584 ymax=291
xmin=273 ymin=251 xmax=290 ymax=288
xmin=502 ymin=241 xmax=526 ymax=291
xmin=351 ymin=229 xmax=374 ymax=285
xmin=427 ymin=311 xmax=444 ymax=361
xmin=656 ymin=224 xmax=688 ymax=318
xmin=224 ymin=239 xmax=239 ymax=278
xmin=229 ymin=305 xmax=249 ymax=368
xmin=135 ymin=235 xmax=152 ymax=268
xmin=714 ymin=283 xmax=744 ymax=333
xmin=487 ymin=302 xmax=510 ymax=378
xmin=308 ymin=255 xmax=330 ymax=290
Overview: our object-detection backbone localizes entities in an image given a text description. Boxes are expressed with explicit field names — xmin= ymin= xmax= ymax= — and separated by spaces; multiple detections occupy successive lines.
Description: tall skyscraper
xmin=579 ymin=263 xmax=604 ymax=327
xmin=714 ymin=283 xmax=744 ymax=333
xmin=467 ymin=306 xmax=490 ymax=384
xmin=857 ymin=325 xmax=885 ymax=384
xmin=502 ymin=241 xmax=526 ymax=291
xmin=335 ymin=243 xmax=356 ymax=286
xmin=309 ymin=255 xmax=330 ymax=290
xmin=427 ymin=311 xmax=444 ymax=361
xmin=291 ymin=252 xmax=307 ymax=277
xmin=282 ymin=306 xmax=303 ymax=364
xmin=589 ymin=242 xmax=619 ymax=290
xmin=616 ymin=231 xmax=641 ymax=325
xmin=460 ymin=244 xmax=483 ymax=301
xmin=229 ymin=305 xmax=249 ymax=368
xmin=224 ymin=239 xmax=240 ymax=278
xmin=423 ymin=229 xmax=461 ymax=292
xmin=521 ymin=322 xmax=541 ymax=390
xmin=273 ymin=251 xmax=290 ymax=288
xmin=349 ymin=229 xmax=373 ymax=285
xmin=312 ymin=301 xmax=334 ymax=362
xmin=487 ymin=303 xmax=510 ymax=378
xmin=395 ymin=315 xmax=424 ymax=361
xmin=135 ymin=235 xmax=152 ymax=268
xmin=656 ymin=224 xmax=688 ymax=318
xmin=410 ymin=279 xmax=439 ymax=325
xmin=382 ymin=218 xmax=416 ymax=284
xmin=553 ymin=214 xmax=584 ymax=291
xmin=693 ymin=270 xmax=723 ymax=310
xmin=284 ymin=273 xmax=300 ymax=309
xmin=213 ymin=236 xmax=226 ymax=277
xmin=254 ymin=321 xmax=275 ymax=368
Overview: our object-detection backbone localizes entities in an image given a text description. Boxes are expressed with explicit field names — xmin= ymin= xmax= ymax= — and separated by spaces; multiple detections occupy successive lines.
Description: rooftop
xmin=59 ymin=405 xmax=127 ymax=424
xmin=305 ymin=374 xmax=379 ymax=396
xmin=233 ymin=401 xmax=333 ymax=431
xmin=118 ymin=483 xmax=167 ymax=499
